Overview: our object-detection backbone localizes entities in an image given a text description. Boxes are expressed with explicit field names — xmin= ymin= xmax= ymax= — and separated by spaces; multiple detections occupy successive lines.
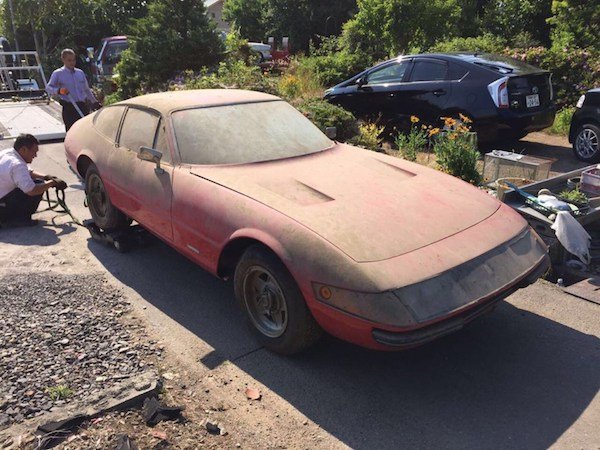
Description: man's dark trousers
xmin=60 ymin=101 xmax=90 ymax=132
xmin=0 ymin=186 xmax=43 ymax=223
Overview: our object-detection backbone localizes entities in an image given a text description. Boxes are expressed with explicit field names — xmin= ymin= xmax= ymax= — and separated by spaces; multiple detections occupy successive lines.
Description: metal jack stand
xmin=83 ymin=220 xmax=154 ymax=253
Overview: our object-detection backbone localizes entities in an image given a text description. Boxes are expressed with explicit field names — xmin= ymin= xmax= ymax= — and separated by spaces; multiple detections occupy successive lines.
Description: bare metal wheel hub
xmin=576 ymin=128 xmax=599 ymax=159
xmin=88 ymin=174 xmax=108 ymax=218
xmin=242 ymin=266 xmax=288 ymax=338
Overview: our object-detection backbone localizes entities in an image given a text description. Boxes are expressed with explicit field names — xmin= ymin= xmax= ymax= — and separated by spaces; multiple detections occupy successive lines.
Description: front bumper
xmin=309 ymin=227 xmax=550 ymax=350
xmin=372 ymin=253 xmax=549 ymax=348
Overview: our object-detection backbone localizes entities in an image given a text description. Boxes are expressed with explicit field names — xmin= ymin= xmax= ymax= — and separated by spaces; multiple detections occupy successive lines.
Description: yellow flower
xmin=459 ymin=113 xmax=472 ymax=123
xmin=410 ymin=115 xmax=420 ymax=123
xmin=421 ymin=124 xmax=427 ymax=130
xmin=444 ymin=117 xmax=456 ymax=127
xmin=448 ymin=132 xmax=457 ymax=140
xmin=457 ymin=125 xmax=470 ymax=133
xmin=429 ymin=127 xmax=440 ymax=137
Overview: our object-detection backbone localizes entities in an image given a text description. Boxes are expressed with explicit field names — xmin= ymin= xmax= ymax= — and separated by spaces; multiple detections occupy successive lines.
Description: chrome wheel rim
xmin=87 ymin=174 xmax=108 ymax=219
xmin=242 ymin=266 xmax=288 ymax=338
xmin=575 ymin=128 xmax=599 ymax=159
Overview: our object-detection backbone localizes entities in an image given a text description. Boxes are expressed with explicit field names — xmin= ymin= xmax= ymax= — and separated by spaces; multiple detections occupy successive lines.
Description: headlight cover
xmin=312 ymin=283 xmax=416 ymax=328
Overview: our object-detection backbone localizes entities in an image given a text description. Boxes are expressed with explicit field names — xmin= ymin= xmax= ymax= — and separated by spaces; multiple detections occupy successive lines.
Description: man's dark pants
xmin=0 ymin=187 xmax=43 ymax=223
xmin=60 ymin=101 xmax=90 ymax=132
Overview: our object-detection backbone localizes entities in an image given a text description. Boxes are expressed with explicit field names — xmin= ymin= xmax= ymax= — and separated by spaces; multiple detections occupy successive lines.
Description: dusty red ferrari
xmin=65 ymin=90 xmax=550 ymax=354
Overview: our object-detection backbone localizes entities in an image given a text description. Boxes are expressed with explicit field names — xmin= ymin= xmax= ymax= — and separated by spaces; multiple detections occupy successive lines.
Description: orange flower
xmin=410 ymin=115 xmax=420 ymax=123
xmin=429 ymin=127 xmax=440 ymax=137
xmin=457 ymin=125 xmax=470 ymax=133
xmin=459 ymin=113 xmax=472 ymax=123
xmin=444 ymin=117 xmax=456 ymax=127
xmin=448 ymin=132 xmax=457 ymax=140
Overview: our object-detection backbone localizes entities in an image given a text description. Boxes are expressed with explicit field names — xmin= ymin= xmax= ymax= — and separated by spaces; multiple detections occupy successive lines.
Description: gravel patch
xmin=0 ymin=273 xmax=155 ymax=428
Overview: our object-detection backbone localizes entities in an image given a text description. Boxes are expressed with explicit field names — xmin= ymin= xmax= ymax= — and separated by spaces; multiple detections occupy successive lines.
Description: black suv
xmin=324 ymin=53 xmax=556 ymax=142
xmin=569 ymin=88 xmax=600 ymax=162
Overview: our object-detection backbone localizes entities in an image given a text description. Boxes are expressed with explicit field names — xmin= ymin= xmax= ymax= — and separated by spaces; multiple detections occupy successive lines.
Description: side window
xmin=119 ymin=108 xmax=160 ymax=152
xmin=410 ymin=59 xmax=448 ymax=82
xmin=448 ymin=63 xmax=469 ymax=80
xmin=367 ymin=61 xmax=410 ymax=84
xmin=153 ymin=119 xmax=171 ymax=164
xmin=94 ymin=106 xmax=126 ymax=142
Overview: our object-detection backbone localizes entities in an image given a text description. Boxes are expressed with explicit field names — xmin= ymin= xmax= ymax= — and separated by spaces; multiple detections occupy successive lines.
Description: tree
xmin=117 ymin=0 xmax=224 ymax=98
xmin=481 ymin=0 xmax=552 ymax=47
xmin=548 ymin=0 xmax=600 ymax=50
xmin=341 ymin=0 xmax=462 ymax=60
xmin=223 ymin=0 xmax=268 ymax=42
xmin=1 ymin=0 xmax=146 ymax=71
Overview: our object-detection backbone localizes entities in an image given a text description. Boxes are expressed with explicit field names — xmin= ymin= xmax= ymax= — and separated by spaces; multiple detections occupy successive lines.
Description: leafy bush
xmin=348 ymin=122 xmax=384 ymax=151
xmin=504 ymin=46 xmax=600 ymax=109
xmin=429 ymin=33 xmax=507 ymax=54
xmin=395 ymin=117 xmax=428 ymax=161
xmin=547 ymin=107 xmax=575 ymax=135
xmin=175 ymin=61 xmax=278 ymax=94
xmin=433 ymin=117 xmax=481 ymax=185
xmin=296 ymin=99 xmax=358 ymax=141
xmin=278 ymin=74 xmax=302 ymax=100
xmin=276 ymin=59 xmax=324 ymax=101
xmin=116 ymin=0 xmax=223 ymax=98
xmin=298 ymin=51 xmax=369 ymax=88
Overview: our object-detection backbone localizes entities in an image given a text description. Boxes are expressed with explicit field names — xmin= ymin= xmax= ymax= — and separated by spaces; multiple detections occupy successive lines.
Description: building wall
xmin=206 ymin=0 xmax=230 ymax=33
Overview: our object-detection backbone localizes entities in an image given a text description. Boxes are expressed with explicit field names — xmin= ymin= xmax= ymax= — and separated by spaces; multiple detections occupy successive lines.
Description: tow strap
xmin=40 ymin=187 xmax=84 ymax=226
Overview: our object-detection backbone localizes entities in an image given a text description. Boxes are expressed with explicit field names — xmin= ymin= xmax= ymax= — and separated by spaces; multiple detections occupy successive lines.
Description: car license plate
xmin=526 ymin=94 xmax=540 ymax=108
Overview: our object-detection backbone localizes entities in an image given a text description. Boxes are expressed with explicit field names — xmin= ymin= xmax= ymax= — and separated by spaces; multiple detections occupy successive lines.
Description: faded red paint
xmin=64 ymin=90 xmax=549 ymax=350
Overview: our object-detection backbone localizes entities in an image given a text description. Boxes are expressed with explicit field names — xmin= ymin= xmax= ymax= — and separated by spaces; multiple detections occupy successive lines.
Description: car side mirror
xmin=325 ymin=127 xmax=337 ymax=139
xmin=138 ymin=146 xmax=164 ymax=174
xmin=356 ymin=77 xmax=367 ymax=88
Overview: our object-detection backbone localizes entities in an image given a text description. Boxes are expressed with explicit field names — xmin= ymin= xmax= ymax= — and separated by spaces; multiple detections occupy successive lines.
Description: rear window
xmin=470 ymin=53 xmax=544 ymax=75
xmin=94 ymin=106 xmax=125 ymax=142
xmin=173 ymin=101 xmax=332 ymax=165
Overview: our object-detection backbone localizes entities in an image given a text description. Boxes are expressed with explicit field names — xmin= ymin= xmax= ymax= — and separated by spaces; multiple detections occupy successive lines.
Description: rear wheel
xmin=573 ymin=123 xmax=600 ymax=163
xmin=85 ymin=164 xmax=129 ymax=231
xmin=234 ymin=245 xmax=322 ymax=354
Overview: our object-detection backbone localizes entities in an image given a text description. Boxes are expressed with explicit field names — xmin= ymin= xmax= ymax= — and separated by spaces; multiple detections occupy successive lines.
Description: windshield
xmin=172 ymin=100 xmax=333 ymax=165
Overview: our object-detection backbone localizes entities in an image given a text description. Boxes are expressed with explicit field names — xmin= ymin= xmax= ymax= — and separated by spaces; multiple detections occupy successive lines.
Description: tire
xmin=572 ymin=123 xmax=600 ymax=163
xmin=234 ymin=245 xmax=322 ymax=354
xmin=85 ymin=164 xmax=129 ymax=231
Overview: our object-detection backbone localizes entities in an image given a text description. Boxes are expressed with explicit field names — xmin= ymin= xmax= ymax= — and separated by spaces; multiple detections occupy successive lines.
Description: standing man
xmin=0 ymin=134 xmax=65 ymax=227
xmin=47 ymin=48 xmax=101 ymax=132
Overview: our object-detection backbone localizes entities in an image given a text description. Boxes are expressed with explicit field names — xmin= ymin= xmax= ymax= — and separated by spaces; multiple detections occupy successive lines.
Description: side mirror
xmin=138 ymin=146 xmax=164 ymax=174
xmin=356 ymin=76 xmax=367 ymax=87
xmin=325 ymin=127 xmax=337 ymax=139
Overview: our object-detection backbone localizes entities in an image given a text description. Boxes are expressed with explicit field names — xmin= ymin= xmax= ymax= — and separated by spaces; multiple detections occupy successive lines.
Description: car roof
xmin=115 ymin=89 xmax=281 ymax=115
xmin=102 ymin=35 xmax=127 ymax=42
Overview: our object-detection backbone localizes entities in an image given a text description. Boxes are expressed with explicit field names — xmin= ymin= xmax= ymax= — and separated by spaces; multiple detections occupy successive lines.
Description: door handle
xmin=433 ymin=89 xmax=446 ymax=96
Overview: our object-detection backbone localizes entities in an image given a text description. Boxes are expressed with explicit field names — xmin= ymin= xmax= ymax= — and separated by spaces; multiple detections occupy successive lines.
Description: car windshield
xmin=172 ymin=100 xmax=333 ymax=165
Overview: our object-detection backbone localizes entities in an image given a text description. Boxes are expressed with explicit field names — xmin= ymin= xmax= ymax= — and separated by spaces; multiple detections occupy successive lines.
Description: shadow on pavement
xmin=0 ymin=221 xmax=76 ymax=245
xmin=88 ymin=238 xmax=600 ymax=449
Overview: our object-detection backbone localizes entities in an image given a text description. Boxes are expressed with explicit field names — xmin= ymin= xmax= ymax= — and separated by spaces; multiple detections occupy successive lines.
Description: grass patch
xmin=547 ymin=107 xmax=575 ymax=136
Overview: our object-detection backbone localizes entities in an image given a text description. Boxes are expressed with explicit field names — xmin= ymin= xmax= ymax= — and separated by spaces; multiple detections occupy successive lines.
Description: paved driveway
xmin=1 ymin=133 xmax=598 ymax=449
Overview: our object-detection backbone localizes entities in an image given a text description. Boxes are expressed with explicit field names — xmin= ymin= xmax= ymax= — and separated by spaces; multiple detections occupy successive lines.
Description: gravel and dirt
xmin=0 ymin=132 xmax=598 ymax=449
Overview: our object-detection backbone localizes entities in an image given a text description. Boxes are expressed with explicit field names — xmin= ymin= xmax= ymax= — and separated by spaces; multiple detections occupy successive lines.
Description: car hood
xmin=189 ymin=144 xmax=500 ymax=262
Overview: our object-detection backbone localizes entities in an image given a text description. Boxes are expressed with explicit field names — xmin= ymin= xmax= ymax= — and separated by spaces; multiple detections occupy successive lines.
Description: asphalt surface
xmin=1 ymin=133 xmax=599 ymax=449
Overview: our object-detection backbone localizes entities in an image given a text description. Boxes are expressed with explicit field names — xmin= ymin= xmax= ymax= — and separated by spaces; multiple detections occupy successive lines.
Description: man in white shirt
xmin=0 ymin=134 xmax=65 ymax=227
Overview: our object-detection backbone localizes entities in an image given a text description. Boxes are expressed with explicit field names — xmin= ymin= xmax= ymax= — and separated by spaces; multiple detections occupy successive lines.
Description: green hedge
xmin=296 ymin=99 xmax=358 ymax=141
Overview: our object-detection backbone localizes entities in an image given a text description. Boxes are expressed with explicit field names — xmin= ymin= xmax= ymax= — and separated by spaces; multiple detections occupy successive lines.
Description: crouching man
xmin=0 ymin=134 xmax=65 ymax=227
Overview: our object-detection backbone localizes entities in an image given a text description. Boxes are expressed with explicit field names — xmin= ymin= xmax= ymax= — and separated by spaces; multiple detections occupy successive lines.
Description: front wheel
xmin=234 ymin=245 xmax=322 ymax=354
xmin=573 ymin=123 xmax=600 ymax=163
xmin=85 ymin=164 xmax=129 ymax=231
